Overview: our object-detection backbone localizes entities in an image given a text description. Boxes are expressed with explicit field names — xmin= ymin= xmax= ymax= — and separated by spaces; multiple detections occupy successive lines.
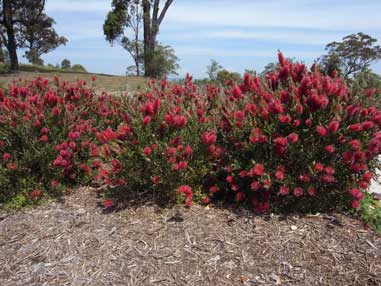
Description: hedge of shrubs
xmin=0 ymin=53 xmax=380 ymax=229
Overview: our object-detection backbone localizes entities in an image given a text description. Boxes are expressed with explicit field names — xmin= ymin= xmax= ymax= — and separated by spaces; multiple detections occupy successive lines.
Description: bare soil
xmin=0 ymin=188 xmax=380 ymax=286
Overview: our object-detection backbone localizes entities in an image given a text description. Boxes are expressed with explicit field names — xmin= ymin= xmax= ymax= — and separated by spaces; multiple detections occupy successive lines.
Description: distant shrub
xmin=216 ymin=69 xmax=241 ymax=85
xmin=71 ymin=64 xmax=87 ymax=73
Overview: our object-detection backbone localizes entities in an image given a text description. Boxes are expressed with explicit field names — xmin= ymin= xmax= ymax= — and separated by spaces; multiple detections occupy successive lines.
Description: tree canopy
xmin=318 ymin=33 xmax=381 ymax=78
xmin=104 ymin=0 xmax=174 ymax=77
xmin=0 ymin=0 xmax=66 ymax=70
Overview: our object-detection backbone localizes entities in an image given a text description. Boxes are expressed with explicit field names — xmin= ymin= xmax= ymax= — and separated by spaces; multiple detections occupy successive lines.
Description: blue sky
xmin=22 ymin=0 xmax=381 ymax=78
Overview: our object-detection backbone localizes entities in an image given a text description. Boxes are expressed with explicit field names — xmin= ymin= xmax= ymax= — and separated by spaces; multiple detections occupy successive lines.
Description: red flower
xmin=143 ymin=146 xmax=152 ymax=156
xmin=69 ymin=131 xmax=80 ymax=140
xmin=52 ymin=107 xmax=60 ymax=116
xmin=328 ymin=120 xmax=340 ymax=133
xmin=201 ymin=131 xmax=217 ymax=145
xmin=90 ymin=144 xmax=99 ymax=157
xmin=320 ymin=174 xmax=336 ymax=183
xmin=51 ymin=180 xmax=59 ymax=188
xmin=362 ymin=121 xmax=374 ymax=130
xmin=234 ymin=110 xmax=245 ymax=121
xmin=151 ymin=176 xmax=161 ymax=185
xmin=325 ymin=144 xmax=335 ymax=154
xmin=275 ymin=165 xmax=285 ymax=180
xmin=351 ymin=200 xmax=361 ymax=209
xmin=143 ymin=116 xmax=152 ymax=125
xmin=307 ymin=187 xmax=316 ymax=196
xmin=97 ymin=128 xmax=118 ymax=144
xmin=172 ymin=115 xmax=187 ymax=128
xmin=209 ymin=185 xmax=220 ymax=193
xmin=250 ymin=181 xmax=261 ymax=191
xmin=235 ymin=192 xmax=245 ymax=202
xmin=294 ymin=187 xmax=304 ymax=197
xmin=184 ymin=145 xmax=193 ymax=156
xmin=349 ymin=188 xmax=363 ymax=200
xmin=232 ymin=85 xmax=242 ymax=99
xmin=103 ymin=199 xmax=113 ymax=208
xmin=348 ymin=139 xmax=361 ymax=151
xmin=2 ymin=153 xmax=11 ymax=161
xmin=316 ymin=125 xmax=327 ymax=137
xmin=362 ymin=172 xmax=373 ymax=183
xmin=273 ymin=136 xmax=287 ymax=146
xmin=287 ymin=133 xmax=298 ymax=143
xmin=30 ymin=189 xmax=42 ymax=199
xmin=117 ymin=123 xmax=132 ymax=137
xmin=279 ymin=186 xmax=289 ymax=196
xmin=178 ymin=161 xmax=188 ymax=170
xmin=226 ymin=175 xmax=234 ymax=183
xmin=314 ymin=162 xmax=324 ymax=172
xmin=202 ymin=196 xmax=211 ymax=204
xmin=111 ymin=159 xmax=122 ymax=173
xmin=40 ymin=135 xmax=48 ymax=143
xmin=251 ymin=163 xmax=264 ymax=176
xmin=349 ymin=123 xmax=362 ymax=132
xmin=279 ymin=115 xmax=291 ymax=124
xmin=324 ymin=166 xmax=335 ymax=175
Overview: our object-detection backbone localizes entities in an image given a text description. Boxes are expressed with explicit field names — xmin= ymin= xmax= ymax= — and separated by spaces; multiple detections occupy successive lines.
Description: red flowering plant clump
xmin=89 ymin=76 xmax=216 ymax=204
xmin=203 ymin=53 xmax=381 ymax=213
xmin=1 ymin=53 xmax=381 ymax=222
xmin=0 ymin=77 xmax=119 ymax=206
xmin=93 ymin=53 xmax=381 ymax=216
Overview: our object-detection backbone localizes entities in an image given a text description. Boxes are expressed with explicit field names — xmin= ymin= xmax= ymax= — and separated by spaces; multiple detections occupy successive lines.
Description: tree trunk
xmin=3 ymin=0 xmax=19 ymax=71
xmin=142 ymin=0 xmax=152 ymax=77
xmin=142 ymin=0 xmax=173 ymax=77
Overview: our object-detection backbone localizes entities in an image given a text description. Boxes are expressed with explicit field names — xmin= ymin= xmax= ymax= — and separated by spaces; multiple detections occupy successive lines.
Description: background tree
xmin=104 ymin=0 xmax=173 ymax=77
xmin=206 ymin=59 xmax=222 ymax=81
xmin=318 ymin=33 xmax=381 ymax=79
xmin=104 ymin=0 xmax=143 ymax=76
xmin=20 ymin=13 xmax=67 ymax=66
xmin=0 ymin=0 xmax=65 ymax=71
xmin=216 ymin=69 xmax=241 ymax=85
xmin=71 ymin=64 xmax=87 ymax=72
xmin=0 ymin=0 xmax=23 ymax=70
xmin=61 ymin=59 xmax=71 ymax=69
xmin=149 ymin=43 xmax=179 ymax=78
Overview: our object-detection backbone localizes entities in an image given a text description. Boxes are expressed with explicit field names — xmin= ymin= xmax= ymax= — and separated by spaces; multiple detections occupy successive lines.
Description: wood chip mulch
xmin=0 ymin=188 xmax=380 ymax=286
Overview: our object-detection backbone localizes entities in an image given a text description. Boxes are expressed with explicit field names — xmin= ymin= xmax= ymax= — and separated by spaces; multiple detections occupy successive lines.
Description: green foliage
xmin=206 ymin=59 xmax=223 ymax=80
xmin=216 ymin=69 xmax=241 ymax=85
xmin=25 ymin=49 xmax=44 ymax=66
xmin=358 ymin=192 xmax=381 ymax=233
xmin=61 ymin=59 xmax=71 ymax=69
xmin=71 ymin=64 xmax=87 ymax=73
xmin=103 ymin=0 xmax=130 ymax=43
xmin=149 ymin=44 xmax=180 ymax=78
xmin=319 ymin=33 xmax=381 ymax=79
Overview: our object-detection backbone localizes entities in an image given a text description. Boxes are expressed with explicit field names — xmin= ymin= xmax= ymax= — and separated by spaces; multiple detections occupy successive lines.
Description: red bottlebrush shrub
xmin=92 ymin=56 xmax=381 ymax=215
xmin=1 ymin=55 xmax=381 ymax=221
xmin=0 ymin=77 xmax=121 ymax=205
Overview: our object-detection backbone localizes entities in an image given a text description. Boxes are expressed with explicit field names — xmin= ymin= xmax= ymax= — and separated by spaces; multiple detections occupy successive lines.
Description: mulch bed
xmin=0 ymin=188 xmax=380 ymax=286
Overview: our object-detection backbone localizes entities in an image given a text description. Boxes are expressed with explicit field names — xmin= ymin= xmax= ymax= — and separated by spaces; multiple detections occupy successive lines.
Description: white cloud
xmin=46 ymin=0 xmax=110 ymax=12
xmin=175 ymin=46 xmax=320 ymax=59
xmin=163 ymin=0 xmax=381 ymax=31
xmin=171 ymin=29 xmax=346 ymax=45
